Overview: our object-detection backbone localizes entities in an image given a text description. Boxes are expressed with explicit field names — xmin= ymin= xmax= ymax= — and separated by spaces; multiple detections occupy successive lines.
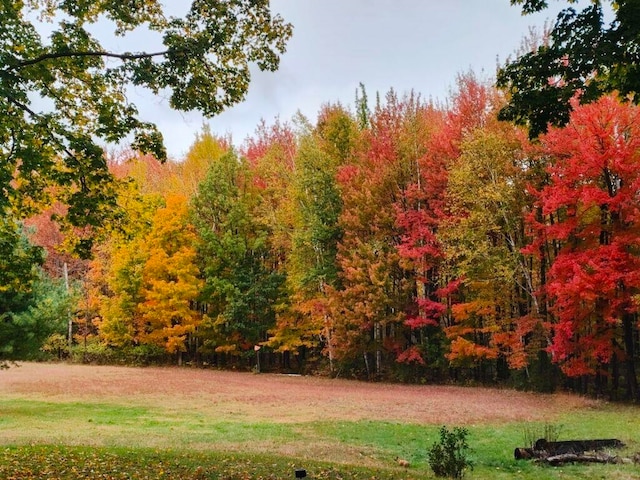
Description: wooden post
xmin=64 ymin=262 xmax=72 ymax=352
xmin=255 ymin=345 xmax=261 ymax=373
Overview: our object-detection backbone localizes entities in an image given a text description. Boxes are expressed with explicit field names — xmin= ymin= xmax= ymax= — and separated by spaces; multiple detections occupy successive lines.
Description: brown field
xmin=0 ymin=362 xmax=595 ymax=425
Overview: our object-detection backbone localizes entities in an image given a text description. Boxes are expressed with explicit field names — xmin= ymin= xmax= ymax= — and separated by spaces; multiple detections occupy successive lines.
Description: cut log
xmin=514 ymin=448 xmax=535 ymax=460
xmin=514 ymin=438 xmax=625 ymax=460
xmin=544 ymin=453 xmax=620 ymax=466
xmin=534 ymin=438 xmax=625 ymax=455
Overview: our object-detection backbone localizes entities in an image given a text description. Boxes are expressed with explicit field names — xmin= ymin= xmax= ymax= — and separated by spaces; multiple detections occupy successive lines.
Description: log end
xmin=514 ymin=448 xmax=535 ymax=460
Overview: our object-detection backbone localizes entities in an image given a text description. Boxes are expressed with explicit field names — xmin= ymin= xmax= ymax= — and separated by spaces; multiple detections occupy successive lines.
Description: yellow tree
xmin=113 ymin=127 xmax=228 ymax=197
xmin=137 ymin=194 xmax=202 ymax=364
xmin=176 ymin=126 xmax=229 ymax=197
xmin=441 ymin=125 xmax=535 ymax=378
xmin=87 ymin=159 xmax=163 ymax=347
xmin=91 ymin=131 xmax=225 ymax=360
xmin=93 ymin=236 xmax=146 ymax=348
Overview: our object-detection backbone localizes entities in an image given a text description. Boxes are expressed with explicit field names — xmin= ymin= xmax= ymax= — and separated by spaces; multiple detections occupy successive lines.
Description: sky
xmin=133 ymin=1 xmax=559 ymax=160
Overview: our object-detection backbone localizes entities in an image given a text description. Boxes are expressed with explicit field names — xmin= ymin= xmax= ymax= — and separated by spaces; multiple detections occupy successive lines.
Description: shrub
xmin=70 ymin=339 xmax=168 ymax=365
xmin=523 ymin=422 xmax=562 ymax=449
xmin=41 ymin=333 xmax=70 ymax=360
xmin=70 ymin=338 xmax=116 ymax=364
xmin=427 ymin=426 xmax=473 ymax=478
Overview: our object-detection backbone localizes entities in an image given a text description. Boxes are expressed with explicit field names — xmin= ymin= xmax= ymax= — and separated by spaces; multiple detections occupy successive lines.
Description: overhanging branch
xmin=8 ymin=49 xmax=169 ymax=69
xmin=6 ymin=94 xmax=86 ymax=167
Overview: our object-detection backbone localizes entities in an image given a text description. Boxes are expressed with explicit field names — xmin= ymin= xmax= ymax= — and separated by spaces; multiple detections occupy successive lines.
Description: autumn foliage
xmin=15 ymin=85 xmax=640 ymax=400
xmin=526 ymin=95 xmax=640 ymax=397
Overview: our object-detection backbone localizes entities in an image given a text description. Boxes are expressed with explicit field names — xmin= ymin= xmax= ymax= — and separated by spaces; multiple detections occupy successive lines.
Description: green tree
xmin=0 ymin=218 xmax=66 ymax=361
xmin=498 ymin=1 xmax=640 ymax=137
xmin=268 ymin=106 xmax=352 ymax=369
xmin=8 ymin=274 xmax=76 ymax=360
xmin=1 ymin=1 xmax=292 ymax=241
xmin=0 ymin=218 xmax=44 ymax=316
xmin=191 ymin=151 xmax=284 ymax=362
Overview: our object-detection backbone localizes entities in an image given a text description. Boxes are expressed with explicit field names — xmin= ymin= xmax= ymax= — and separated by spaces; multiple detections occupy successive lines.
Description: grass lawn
xmin=0 ymin=363 xmax=638 ymax=479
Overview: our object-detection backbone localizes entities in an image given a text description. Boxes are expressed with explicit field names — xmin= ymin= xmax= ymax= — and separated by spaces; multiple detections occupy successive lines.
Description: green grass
xmin=1 ymin=398 xmax=639 ymax=478
xmin=301 ymin=415 xmax=640 ymax=479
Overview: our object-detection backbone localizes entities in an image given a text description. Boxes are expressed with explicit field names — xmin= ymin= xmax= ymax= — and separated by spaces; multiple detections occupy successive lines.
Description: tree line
xmin=3 ymin=76 xmax=639 ymax=401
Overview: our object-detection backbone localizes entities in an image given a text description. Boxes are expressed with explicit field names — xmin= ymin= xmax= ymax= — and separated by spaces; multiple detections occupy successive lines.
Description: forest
xmin=2 ymin=0 xmax=640 ymax=404
xmin=2 ymin=76 xmax=639 ymax=402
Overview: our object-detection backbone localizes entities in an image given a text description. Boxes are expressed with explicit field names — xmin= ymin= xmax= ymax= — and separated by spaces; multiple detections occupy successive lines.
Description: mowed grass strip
xmin=301 ymin=415 xmax=640 ymax=479
xmin=0 ymin=399 xmax=299 ymax=449
xmin=1 ymin=398 xmax=639 ymax=478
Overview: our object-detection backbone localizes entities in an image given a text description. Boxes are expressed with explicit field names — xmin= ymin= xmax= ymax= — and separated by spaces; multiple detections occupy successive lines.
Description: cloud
xmin=139 ymin=1 xmax=558 ymax=158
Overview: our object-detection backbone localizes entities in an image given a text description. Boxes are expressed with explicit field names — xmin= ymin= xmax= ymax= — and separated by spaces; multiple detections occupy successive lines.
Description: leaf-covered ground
xmin=0 ymin=445 xmax=400 ymax=480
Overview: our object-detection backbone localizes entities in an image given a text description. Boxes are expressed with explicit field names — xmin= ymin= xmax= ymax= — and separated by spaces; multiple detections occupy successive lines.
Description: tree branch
xmin=6 ymin=95 xmax=84 ymax=165
xmin=9 ymin=49 xmax=169 ymax=69
xmin=6 ymin=94 xmax=39 ymax=118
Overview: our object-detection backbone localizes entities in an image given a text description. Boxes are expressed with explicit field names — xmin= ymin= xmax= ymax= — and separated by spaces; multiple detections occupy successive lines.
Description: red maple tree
xmin=528 ymin=95 xmax=640 ymax=399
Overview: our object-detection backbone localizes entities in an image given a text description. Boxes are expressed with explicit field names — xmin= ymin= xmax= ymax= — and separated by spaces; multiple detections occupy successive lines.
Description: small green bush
xmin=427 ymin=426 xmax=473 ymax=478
xmin=41 ymin=333 xmax=70 ymax=360
xmin=70 ymin=339 xmax=168 ymax=365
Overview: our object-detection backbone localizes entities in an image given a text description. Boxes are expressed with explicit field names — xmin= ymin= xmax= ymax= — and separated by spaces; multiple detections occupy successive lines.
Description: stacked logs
xmin=514 ymin=438 xmax=629 ymax=465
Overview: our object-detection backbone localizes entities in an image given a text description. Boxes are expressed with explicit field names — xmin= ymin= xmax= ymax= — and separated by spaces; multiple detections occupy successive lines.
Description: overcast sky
xmin=137 ymin=1 xmax=559 ymax=160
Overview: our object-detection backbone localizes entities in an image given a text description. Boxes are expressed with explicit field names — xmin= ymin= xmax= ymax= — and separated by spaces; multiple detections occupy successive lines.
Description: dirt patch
xmin=0 ymin=362 xmax=596 ymax=425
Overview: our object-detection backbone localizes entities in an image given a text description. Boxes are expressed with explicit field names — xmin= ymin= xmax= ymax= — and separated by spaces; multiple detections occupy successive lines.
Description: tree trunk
xmin=622 ymin=312 xmax=639 ymax=402
xmin=363 ymin=352 xmax=370 ymax=379
xmin=545 ymin=453 xmax=620 ymax=466
xmin=610 ymin=341 xmax=619 ymax=401
xmin=374 ymin=321 xmax=381 ymax=376
xmin=324 ymin=316 xmax=334 ymax=374
xmin=534 ymin=438 xmax=624 ymax=454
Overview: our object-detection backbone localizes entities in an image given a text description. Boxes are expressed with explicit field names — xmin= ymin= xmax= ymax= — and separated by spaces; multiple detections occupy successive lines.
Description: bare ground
xmin=0 ymin=362 xmax=596 ymax=425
